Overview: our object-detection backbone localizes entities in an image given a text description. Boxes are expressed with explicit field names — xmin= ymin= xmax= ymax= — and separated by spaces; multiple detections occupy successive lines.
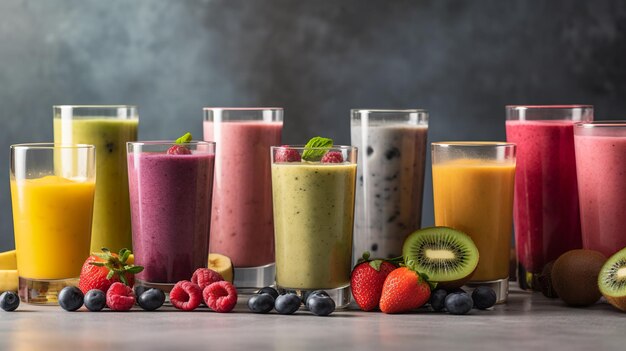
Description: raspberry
xmin=167 ymin=145 xmax=192 ymax=155
xmin=106 ymin=282 xmax=135 ymax=311
xmin=191 ymin=268 xmax=224 ymax=290
xmin=170 ymin=280 xmax=203 ymax=311
xmin=203 ymin=281 xmax=238 ymax=313
xmin=321 ymin=151 xmax=343 ymax=163
xmin=275 ymin=146 xmax=301 ymax=162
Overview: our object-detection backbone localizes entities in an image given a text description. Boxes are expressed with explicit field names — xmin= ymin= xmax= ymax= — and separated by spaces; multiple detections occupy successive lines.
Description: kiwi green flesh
xmin=599 ymin=247 xmax=626 ymax=297
xmin=402 ymin=227 xmax=479 ymax=283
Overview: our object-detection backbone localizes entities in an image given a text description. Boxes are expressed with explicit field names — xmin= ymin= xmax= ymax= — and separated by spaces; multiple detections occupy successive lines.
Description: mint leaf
xmin=175 ymin=132 xmax=192 ymax=144
xmin=302 ymin=136 xmax=333 ymax=161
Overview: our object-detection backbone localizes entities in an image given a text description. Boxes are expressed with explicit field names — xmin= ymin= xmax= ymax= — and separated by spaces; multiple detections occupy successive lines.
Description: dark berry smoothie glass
xmin=204 ymin=108 xmax=282 ymax=293
xmin=574 ymin=121 xmax=626 ymax=257
xmin=505 ymin=105 xmax=593 ymax=290
xmin=350 ymin=109 xmax=428 ymax=265
xmin=127 ymin=140 xmax=215 ymax=291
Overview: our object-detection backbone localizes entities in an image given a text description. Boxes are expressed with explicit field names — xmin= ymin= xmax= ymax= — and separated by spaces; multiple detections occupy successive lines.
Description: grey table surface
xmin=0 ymin=284 xmax=623 ymax=351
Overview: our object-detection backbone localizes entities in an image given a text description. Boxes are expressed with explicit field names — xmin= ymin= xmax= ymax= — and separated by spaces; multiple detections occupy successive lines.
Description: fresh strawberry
xmin=106 ymin=282 xmax=135 ymax=311
xmin=275 ymin=146 xmax=302 ymax=162
xmin=78 ymin=248 xmax=143 ymax=295
xmin=166 ymin=145 xmax=191 ymax=155
xmin=170 ymin=280 xmax=203 ymax=311
xmin=321 ymin=151 xmax=343 ymax=163
xmin=379 ymin=267 xmax=431 ymax=314
xmin=191 ymin=268 xmax=224 ymax=290
xmin=203 ymin=281 xmax=238 ymax=313
xmin=350 ymin=257 xmax=396 ymax=311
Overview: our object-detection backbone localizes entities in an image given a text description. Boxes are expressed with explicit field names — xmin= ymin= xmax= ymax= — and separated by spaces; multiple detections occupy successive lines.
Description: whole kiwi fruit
xmin=402 ymin=226 xmax=479 ymax=289
xmin=538 ymin=261 xmax=558 ymax=298
xmin=551 ymin=249 xmax=606 ymax=306
xmin=598 ymin=247 xmax=626 ymax=312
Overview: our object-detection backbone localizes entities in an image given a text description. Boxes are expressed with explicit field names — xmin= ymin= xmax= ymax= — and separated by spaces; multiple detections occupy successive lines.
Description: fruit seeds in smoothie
xmin=54 ymin=115 xmax=138 ymax=252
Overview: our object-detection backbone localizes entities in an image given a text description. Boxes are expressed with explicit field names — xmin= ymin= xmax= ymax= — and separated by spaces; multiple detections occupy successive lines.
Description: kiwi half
xmin=402 ymin=227 xmax=479 ymax=289
xmin=599 ymin=247 xmax=626 ymax=311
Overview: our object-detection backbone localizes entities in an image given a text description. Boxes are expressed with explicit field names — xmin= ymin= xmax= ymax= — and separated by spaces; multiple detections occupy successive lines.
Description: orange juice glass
xmin=10 ymin=143 xmax=96 ymax=304
xmin=432 ymin=142 xmax=516 ymax=303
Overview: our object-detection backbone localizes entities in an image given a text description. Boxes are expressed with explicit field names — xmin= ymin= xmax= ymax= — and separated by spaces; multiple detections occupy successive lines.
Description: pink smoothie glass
xmin=203 ymin=108 xmax=283 ymax=292
xmin=127 ymin=141 xmax=215 ymax=291
xmin=506 ymin=105 xmax=593 ymax=291
xmin=574 ymin=121 xmax=626 ymax=257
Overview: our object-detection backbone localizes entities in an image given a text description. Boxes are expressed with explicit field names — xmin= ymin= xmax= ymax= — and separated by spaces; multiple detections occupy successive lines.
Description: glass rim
xmin=53 ymin=105 xmax=137 ymax=109
xmin=351 ymin=108 xmax=428 ymax=113
xmin=575 ymin=120 xmax=626 ymax=128
xmin=271 ymin=145 xmax=356 ymax=151
xmin=506 ymin=104 xmax=593 ymax=110
xmin=127 ymin=141 xmax=216 ymax=146
xmin=10 ymin=143 xmax=95 ymax=150
xmin=203 ymin=107 xmax=283 ymax=111
xmin=432 ymin=141 xmax=515 ymax=148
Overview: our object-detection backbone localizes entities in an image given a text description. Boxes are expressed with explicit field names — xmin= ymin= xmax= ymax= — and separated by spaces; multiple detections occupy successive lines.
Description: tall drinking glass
xmin=271 ymin=145 xmax=358 ymax=308
xmin=11 ymin=143 xmax=96 ymax=304
xmin=351 ymin=109 xmax=428 ymax=264
xmin=127 ymin=141 xmax=215 ymax=291
xmin=432 ymin=142 xmax=516 ymax=303
xmin=204 ymin=108 xmax=282 ymax=291
xmin=574 ymin=121 xmax=626 ymax=257
xmin=506 ymin=105 xmax=593 ymax=290
xmin=54 ymin=105 xmax=138 ymax=253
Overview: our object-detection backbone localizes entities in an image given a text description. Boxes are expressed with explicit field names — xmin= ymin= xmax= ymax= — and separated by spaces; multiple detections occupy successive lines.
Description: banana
xmin=0 ymin=250 xmax=17 ymax=270
xmin=0 ymin=270 xmax=18 ymax=291
xmin=208 ymin=253 xmax=234 ymax=283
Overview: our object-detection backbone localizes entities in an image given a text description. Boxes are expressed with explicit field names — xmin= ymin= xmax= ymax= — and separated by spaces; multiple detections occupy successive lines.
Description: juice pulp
xmin=11 ymin=175 xmax=95 ymax=279
xmin=575 ymin=134 xmax=626 ymax=257
xmin=505 ymin=121 xmax=582 ymax=275
xmin=204 ymin=121 xmax=281 ymax=267
xmin=54 ymin=118 xmax=138 ymax=253
xmin=432 ymin=159 xmax=515 ymax=281
xmin=272 ymin=163 xmax=357 ymax=289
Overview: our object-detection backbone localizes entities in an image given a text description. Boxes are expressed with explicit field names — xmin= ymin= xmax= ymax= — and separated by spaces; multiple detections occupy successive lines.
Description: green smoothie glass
xmin=54 ymin=105 xmax=138 ymax=253
xmin=271 ymin=145 xmax=358 ymax=309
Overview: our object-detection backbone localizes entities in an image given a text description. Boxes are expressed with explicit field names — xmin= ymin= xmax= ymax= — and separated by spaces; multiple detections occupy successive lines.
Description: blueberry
xmin=472 ymin=286 xmax=497 ymax=310
xmin=0 ymin=291 xmax=20 ymax=311
xmin=307 ymin=295 xmax=335 ymax=316
xmin=257 ymin=287 xmax=279 ymax=300
xmin=84 ymin=289 xmax=106 ymax=312
xmin=429 ymin=289 xmax=448 ymax=312
xmin=247 ymin=293 xmax=274 ymax=313
xmin=444 ymin=292 xmax=473 ymax=315
xmin=138 ymin=288 xmax=166 ymax=311
xmin=274 ymin=294 xmax=301 ymax=315
xmin=304 ymin=290 xmax=330 ymax=309
xmin=58 ymin=286 xmax=84 ymax=312
xmin=134 ymin=285 xmax=150 ymax=298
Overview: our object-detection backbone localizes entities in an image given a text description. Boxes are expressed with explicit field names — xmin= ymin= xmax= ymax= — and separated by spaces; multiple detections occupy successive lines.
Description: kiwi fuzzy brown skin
xmin=538 ymin=261 xmax=558 ymax=299
xmin=551 ymin=249 xmax=606 ymax=307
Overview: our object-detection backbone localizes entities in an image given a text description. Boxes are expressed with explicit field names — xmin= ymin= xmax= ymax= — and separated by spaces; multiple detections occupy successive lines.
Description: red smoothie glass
xmin=505 ymin=105 xmax=593 ymax=290
xmin=574 ymin=121 xmax=626 ymax=257
xmin=127 ymin=141 xmax=215 ymax=291
xmin=203 ymin=108 xmax=282 ymax=291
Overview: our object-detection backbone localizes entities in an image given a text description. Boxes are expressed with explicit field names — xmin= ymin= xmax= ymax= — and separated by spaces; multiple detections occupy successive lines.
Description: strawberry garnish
xmin=379 ymin=266 xmax=431 ymax=314
xmin=350 ymin=252 xmax=397 ymax=311
xmin=78 ymin=248 xmax=143 ymax=295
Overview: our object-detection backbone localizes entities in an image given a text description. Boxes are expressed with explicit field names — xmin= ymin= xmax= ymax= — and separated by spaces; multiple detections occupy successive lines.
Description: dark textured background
xmin=1 ymin=0 xmax=625 ymax=251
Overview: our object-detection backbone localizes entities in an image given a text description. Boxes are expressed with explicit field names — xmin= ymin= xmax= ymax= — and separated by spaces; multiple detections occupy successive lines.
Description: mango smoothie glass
xmin=432 ymin=142 xmax=516 ymax=303
xmin=10 ymin=143 xmax=96 ymax=304
xmin=271 ymin=145 xmax=358 ymax=308
xmin=574 ymin=121 xmax=626 ymax=257
xmin=54 ymin=106 xmax=138 ymax=253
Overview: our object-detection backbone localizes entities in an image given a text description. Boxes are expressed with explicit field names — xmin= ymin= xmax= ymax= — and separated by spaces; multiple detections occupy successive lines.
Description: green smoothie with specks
xmin=54 ymin=115 xmax=138 ymax=252
xmin=272 ymin=158 xmax=357 ymax=290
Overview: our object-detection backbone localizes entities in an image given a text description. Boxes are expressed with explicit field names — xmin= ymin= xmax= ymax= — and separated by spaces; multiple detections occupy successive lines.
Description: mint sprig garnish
xmin=175 ymin=132 xmax=192 ymax=144
xmin=302 ymin=136 xmax=333 ymax=161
